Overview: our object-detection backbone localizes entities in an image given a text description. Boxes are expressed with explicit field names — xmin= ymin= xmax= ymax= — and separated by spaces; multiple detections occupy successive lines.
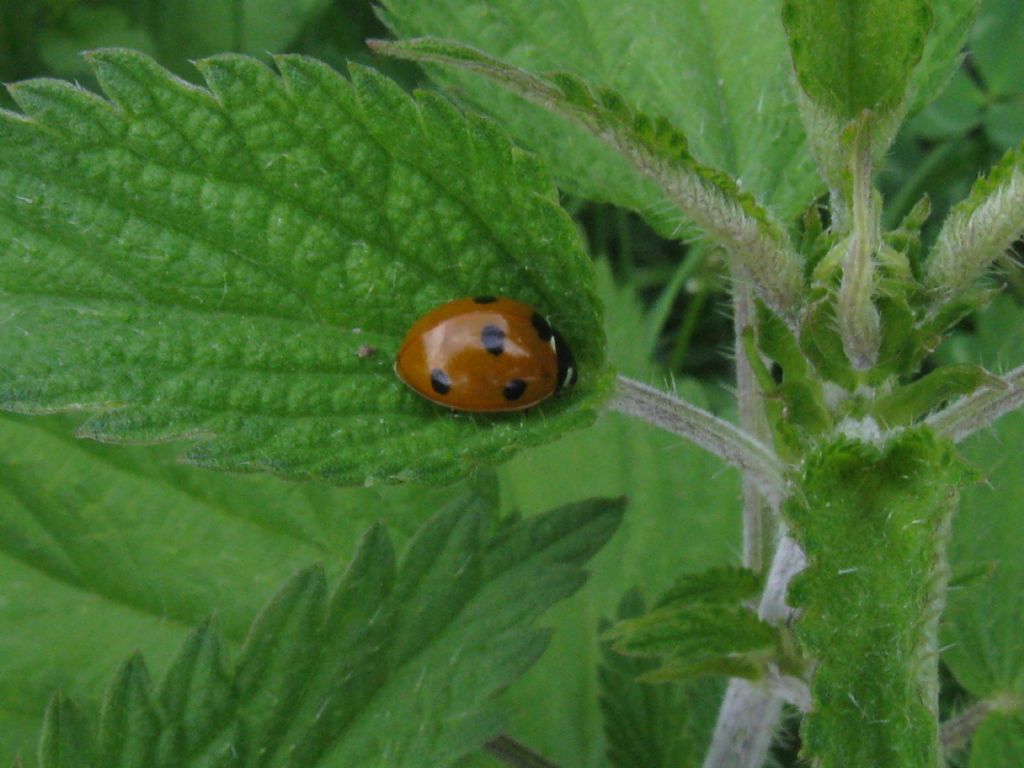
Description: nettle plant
xmin=1 ymin=0 xmax=1023 ymax=767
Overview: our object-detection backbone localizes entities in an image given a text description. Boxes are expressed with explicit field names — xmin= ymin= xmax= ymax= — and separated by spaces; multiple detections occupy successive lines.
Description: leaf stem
xmin=486 ymin=735 xmax=560 ymax=768
xmin=609 ymin=376 xmax=786 ymax=505
xmin=941 ymin=693 xmax=1021 ymax=754
xmin=925 ymin=363 xmax=1024 ymax=442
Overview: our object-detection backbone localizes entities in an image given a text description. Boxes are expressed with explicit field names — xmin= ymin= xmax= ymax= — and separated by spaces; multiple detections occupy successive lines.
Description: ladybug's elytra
xmin=395 ymin=296 xmax=577 ymax=412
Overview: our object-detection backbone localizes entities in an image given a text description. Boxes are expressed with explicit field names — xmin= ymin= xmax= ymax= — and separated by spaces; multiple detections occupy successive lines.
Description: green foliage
xmin=907 ymin=0 xmax=978 ymax=114
xmin=940 ymin=299 xmax=1024 ymax=724
xmin=29 ymin=492 xmax=624 ymax=767
xmin=0 ymin=410 xmax=473 ymax=761
xmin=0 ymin=49 xmax=606 ymax=486
xmin=372 ymin=37 xmax=804 ymax=322
xmin=380 ymin=0 xmax=820 ymax=234
xmin=607 ymin=567 xmax=777 ymax=684
xmin=781 ymin=0 xmax=932 ymax=119
xmin=598 ymin=592 xmax=722 ymax=768
xmin=785 ymin=429 xmax=970 ymax=767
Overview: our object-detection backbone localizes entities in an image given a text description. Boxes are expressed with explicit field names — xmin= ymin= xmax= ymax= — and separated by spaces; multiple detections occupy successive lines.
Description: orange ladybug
xmin=395 ymin=296 xmax=577 ymax=412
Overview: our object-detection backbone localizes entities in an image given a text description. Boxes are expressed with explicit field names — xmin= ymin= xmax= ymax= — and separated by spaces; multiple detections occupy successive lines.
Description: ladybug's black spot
xmin=430 ymin=368 xmax=451 ymax=395
xmin=473 ymin=295 xmax=497 ymax=304
xmin=503 ymin=379 xmax=527 ymax=401
xmin=531 ymin=312 xmax=553 ymax=342
xmin=481 ymin=324 xmax=505 ymax=356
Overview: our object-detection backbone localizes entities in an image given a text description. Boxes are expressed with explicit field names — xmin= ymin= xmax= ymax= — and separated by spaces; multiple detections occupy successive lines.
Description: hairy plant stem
xmin=609 ymin=376 xmax=785 ymax=505
xmin=940 ymin=693 xmax=1022 ymax=755
xmin=731 ymin=273 xmax=775 ymax=574
xmin=837 ymin=115 xmax=881 ymax=370
xmin=789 ymin=431 xmax=963 ymax=768
xmin=926 ymin=363 xmax=1024 ymax=442
xmin=702 ymin=535 xmax=809 ymax=768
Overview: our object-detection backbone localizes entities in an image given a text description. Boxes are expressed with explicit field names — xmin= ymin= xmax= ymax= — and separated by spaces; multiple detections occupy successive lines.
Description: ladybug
xmin=395 ymin=296 xmax=577 ymax=412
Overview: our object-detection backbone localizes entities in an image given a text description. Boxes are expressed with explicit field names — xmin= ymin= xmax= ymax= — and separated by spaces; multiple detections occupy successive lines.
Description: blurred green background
xmin=0 ymin=1 xmax=1022 ymax=766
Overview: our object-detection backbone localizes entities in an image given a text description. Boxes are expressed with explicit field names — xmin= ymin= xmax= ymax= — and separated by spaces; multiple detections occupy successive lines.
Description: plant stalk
xmin=837 ymin=114 xmax=881 ymax=370
xmin=609 ymin=376 xmax=785 ymax=506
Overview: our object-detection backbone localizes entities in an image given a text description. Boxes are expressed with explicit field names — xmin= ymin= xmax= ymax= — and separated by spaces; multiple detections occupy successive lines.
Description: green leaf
xmin=907 ymin=0 xmax=979 ymax=115
xmin=653 ymin=566 xmax=762 ymax=610
xmin=380 ymin=0 xmax=819 ymax=233
xmin=969 ymin=713 xmax=1024 ymax=768
xmin=610 ymin=605 xmax=777 ymax=683
xmin=38 ymin=693 xmax=97 ymax=768
xmin=598 ymin=592 xmax=721 ymax=768
xmin=607 ymin=569 xmax=778 ymax=686
xmin=873 ymin=363 xmax=1004 ymax=426
xmin=782 ymin=0 xmax=932 ymax=120
xmin=371 ymin=38 xmax=804 ymax=323
xmin=28 ymin=495 xmax=623 ymax=767
xmin=926 ymin=139 xmax=1024 ymax=304
xmin=0 ymin=50 xmax=605 ymax=485
xmin=97 ymin=656 xmax=161 ymax=767
xmin=944 ymin=416 xmax=1024 ymax=699
xmin=0 ymin=410 xmax=469 ymax=762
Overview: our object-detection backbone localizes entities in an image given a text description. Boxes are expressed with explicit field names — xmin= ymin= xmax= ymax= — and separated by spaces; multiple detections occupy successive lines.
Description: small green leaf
xmin=927 ymin=139 xmax=1024 ymax=304
xmin=97 ymin=656 xmax=161 ymax=767
xmin=800 ymin=297 xmax=858 ymax=391
xmin=38 ymin=693 xmax=97 ymax=768
xmin=0 ymin=50 xmax=606 ymax=485
xmin=874 ymin=363 xmax=1004 ymax=426
xmin=610 ymin=606 xmax=776 ymax=661
xmin=782 ymin=0 xmax=933 ymax=119
xmin=653 ymin=566 xmax=762 ymax=609
xmin=157 ymin=620 xmax=233 ymax=756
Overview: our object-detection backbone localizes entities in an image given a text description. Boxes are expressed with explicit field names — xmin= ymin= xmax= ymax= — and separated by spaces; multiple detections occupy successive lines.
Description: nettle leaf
xmin=653 ymin=566 xmax=762 ymax=610
xmin=38 ymin=694 xmax=97 ymax=768
xmin=607 ymin=567 xmax=778 ymax=684
xmin=371 ymin=38 xmax=804 ymax=323
xmin=0 ymin=410 xmax=482 ymax=762
xmin=0 ymin=50 xmax=606 ymax=485
xmin=926 ymin=138 xmax=1024 ymax=306
xmin=32 ymin=495 xmax=624 ymax=768
xmin=908 ymin=0 xmax=979 ymax=115
xmin=598 ymin=592 xmax=721 ymax=768
xmin=942 ymin=302 xmax=1024 ymax=703
xmin=782 ymin=0 xmax=932 ymax=120
xmin=380 ymin=0 xmax=820 ymax=235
